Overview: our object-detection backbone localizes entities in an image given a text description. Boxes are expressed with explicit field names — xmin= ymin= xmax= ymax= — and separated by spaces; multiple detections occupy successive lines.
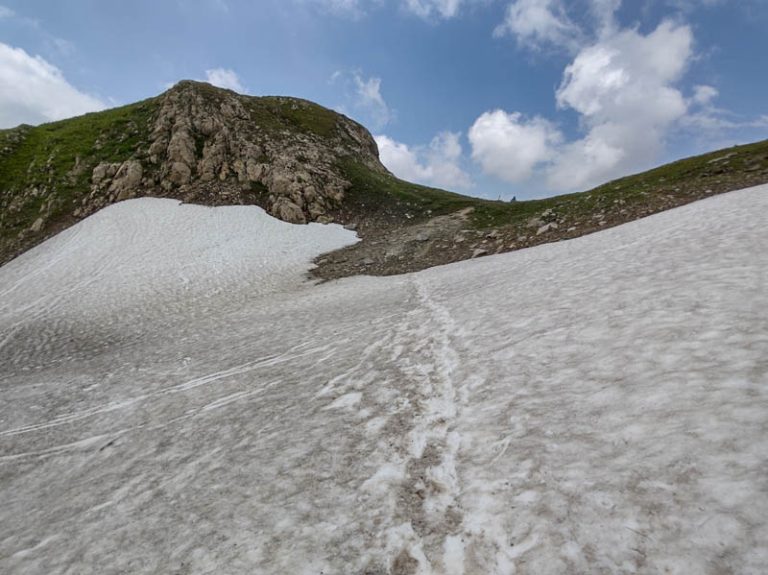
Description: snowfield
xmin=1 ymin=189 xmax=767 ymax=574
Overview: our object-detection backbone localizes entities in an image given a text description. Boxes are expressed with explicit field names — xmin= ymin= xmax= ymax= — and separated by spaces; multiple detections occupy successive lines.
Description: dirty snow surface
xmin=1 ymin=190 xmax=767 ymax=574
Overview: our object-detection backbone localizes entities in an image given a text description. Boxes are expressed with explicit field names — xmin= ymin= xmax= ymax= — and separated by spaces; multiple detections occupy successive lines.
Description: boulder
xmin=167 ymin=128 xmax=196 ymax=166
xmin=30 ymin=217 xmax=44 ymax=233
xmin=92 ymin=162 xmax=121 ymax=186
xmin=110 ymin=161 xmax=144 ymax=201
xmin=536 ymin=222 xmax=559 ymax=235
xmin=169 ymin=162 xmax=192 ymax=186
xmin=272 ymin=197 xmax=306 ymax=224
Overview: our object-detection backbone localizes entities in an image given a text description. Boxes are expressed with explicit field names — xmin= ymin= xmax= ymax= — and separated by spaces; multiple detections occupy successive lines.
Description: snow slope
xmin=1 ymin=189 xmax=767 ymax=574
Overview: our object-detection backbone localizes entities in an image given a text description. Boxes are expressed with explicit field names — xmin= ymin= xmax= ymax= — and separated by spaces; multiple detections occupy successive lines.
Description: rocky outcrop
xmin=1 ymin=80 xmax=396 ymax=265
xmin=72 ymin=80 xmax=386 ymax=225
xmin=110 ymin=161 xmax=143 ymax=201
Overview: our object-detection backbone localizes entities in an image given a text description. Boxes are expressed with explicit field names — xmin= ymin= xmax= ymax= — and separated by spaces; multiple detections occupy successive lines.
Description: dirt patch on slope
xmin=313 ymin=163 xmax=768 ymax=281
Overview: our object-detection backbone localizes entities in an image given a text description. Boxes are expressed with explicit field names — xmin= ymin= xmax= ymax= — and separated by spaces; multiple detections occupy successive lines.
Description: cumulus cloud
xmin=495 ymin=0 xmax=624 ymax=50
xmin=494 ymin=0 xmax=581 ymax=50
xmin=691 ymin=84 xmax=718 ymax=106
xmin=353 ymin=73 xmax=392 ymax=128
xmin=546 ymin=20 xmax=693 ymax=190
xmin=589 ymin=0 xmax=621 ymax=35
xmin=375 ymin=132 xmax=473 ymax=190
xmin=205 ymin=68 xmax=246 ymax=93
xmin=469 ymin=110 xmax=561 ymax=183
xmin=479 ymin=8 xmax=706 ymax=193
xmin=332 ymin=70 xmax=393 ymax=129
xmin=404 ymin=0 xmax=464 ymax=19
xmin=681 ymin=84 xmax=768 ymax=133
xmin=0 ymin=42 xmax=106 ymax=128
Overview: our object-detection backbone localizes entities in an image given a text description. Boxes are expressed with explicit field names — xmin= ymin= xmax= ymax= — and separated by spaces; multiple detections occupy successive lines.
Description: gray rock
xmin=167 ymin=128 xmax=196 ymax=167
xmin=91 ymin=162 xmax=121 ymax=186
xmin=472 ymin=248 xmax=489 ymax=258
xmin=271 ymin=197 xmax=306 ymax=224
xmin=30 ymin=217 xmax=44 ymax=233
xmin=110 ymin=160 xmax=144 ymax=201
xmin=92 ymin=164 xmax=109 ymax=185
xmin=246 ymin=159 xmax=264 ymax=182
xmin=536 ymin=222 xmax=558 ymax=235
xmin=168 ymin=162 xmax=192 ymax=186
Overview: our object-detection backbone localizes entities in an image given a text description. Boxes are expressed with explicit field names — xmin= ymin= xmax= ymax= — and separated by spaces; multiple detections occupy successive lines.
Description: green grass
xmin=0 ymin=97 xmax=159 ymax=240
xmin=341 ymin=139 xmax=768 ymax=229
xmin=339 ymin=158 xmax=508 ymax=221
xmin=261 ymin=98 xmax=340 ymax=139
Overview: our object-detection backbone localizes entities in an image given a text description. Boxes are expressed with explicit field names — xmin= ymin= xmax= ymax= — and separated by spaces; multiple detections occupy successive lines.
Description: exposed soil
xmin=313 ymin=162 xmax=768 ymax=281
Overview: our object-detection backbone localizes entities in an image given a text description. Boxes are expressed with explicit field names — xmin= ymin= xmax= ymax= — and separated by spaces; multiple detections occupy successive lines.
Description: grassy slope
xmin=340 ymin=139 xmax=768 ymax=230
xmin=0 ymin=98 xmax=158 ymax=243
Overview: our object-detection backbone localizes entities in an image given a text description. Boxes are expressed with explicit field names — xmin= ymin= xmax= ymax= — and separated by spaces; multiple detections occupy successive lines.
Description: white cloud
xmin=680 ymin=112 xmax=768 ymax=133
xmin=404 ymin=0 xmax=463 ymax=19
xmin=547 ymin=20 xmax=693 ymax=190
xmin=667 ymin=0 xmax=725 ymax=10
xmin=469 ymin=110 xmax=561 ymax=183
xmin=0 ymin=5 xmax=14 ymax=19
xmin=205 ymin=68 xmax=246 ymax=93
xmin=0 ymin=42 xmax=105 ymax=128
xmin=332 ymin=70 xmax=393 ymax=129
xmin=353 ymin=73 xmax=392 ymax=128
xmin=691 ymin=84 xmax=718 ymax=106
xmin=590 ymin=0 xmax=621 ymax=35
xmin=682 ymin=84 xmax=768 ymax=133
xmin=313 ymin=0 xmax=366 ymax=17
xmin=375 ymin=132 xmax=473 ymax=190
xmin=494 ymin=0 xmax=623 ymax=50
xmin=494 ymin=0 xmax=581 ymax=50
xmin=475 ymin=18 xmax=703 ymax=192
xmin=301 ymin=0 xmax=469 ymax=20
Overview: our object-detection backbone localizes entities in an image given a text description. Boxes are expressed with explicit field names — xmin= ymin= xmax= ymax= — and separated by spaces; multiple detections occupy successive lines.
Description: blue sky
xmin=0 ymin=0 xmax=766 ymax=199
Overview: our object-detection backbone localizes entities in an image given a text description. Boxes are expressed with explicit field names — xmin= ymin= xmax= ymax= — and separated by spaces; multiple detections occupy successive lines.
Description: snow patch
xmin=1 ymin=187 xmax=767 ymax=573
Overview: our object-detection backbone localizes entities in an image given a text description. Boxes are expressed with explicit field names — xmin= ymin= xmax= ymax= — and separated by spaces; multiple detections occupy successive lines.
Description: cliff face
xmin=0 ymin=81 xmax=387 ymax=264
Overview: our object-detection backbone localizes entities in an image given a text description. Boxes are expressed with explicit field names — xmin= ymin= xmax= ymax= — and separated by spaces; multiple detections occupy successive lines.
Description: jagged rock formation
xmin=83 ymin=81 xmax=386 ymax=223
xmin=0 ymin=81 xmax=387 ymax=264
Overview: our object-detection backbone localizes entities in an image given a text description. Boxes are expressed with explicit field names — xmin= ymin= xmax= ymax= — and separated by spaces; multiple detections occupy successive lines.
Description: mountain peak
xmin=164 ymin=79 xmax=240 ymax=97
xmin=0 ymin=81 xmax=389 ymax=264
